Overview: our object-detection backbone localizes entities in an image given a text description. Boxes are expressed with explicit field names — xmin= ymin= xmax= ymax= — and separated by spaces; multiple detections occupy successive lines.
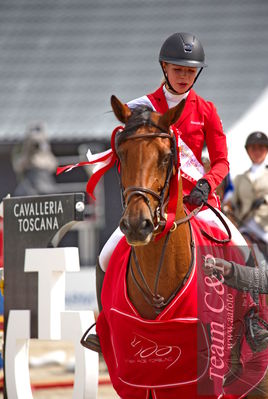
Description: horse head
xmin=111 ymin=95 xmax=185 ymax=246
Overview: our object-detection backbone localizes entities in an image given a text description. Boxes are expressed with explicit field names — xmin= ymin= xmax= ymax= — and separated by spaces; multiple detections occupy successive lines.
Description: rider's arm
xmin=224 ymin=262 xmax=268 ymax=294
xmin=202 ymin=102 xmax=229 ymax=193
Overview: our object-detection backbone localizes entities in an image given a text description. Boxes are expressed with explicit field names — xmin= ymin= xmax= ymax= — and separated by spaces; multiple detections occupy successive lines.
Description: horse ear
xmin=159 ymin=99 xmax=186 ymax=129
xmin=111 ymin=95 xmax=132 ymax=124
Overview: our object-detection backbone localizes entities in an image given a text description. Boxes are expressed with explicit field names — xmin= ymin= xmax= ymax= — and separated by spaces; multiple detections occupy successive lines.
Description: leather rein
xmin=115 ymin=125 xmax=231 ymax=244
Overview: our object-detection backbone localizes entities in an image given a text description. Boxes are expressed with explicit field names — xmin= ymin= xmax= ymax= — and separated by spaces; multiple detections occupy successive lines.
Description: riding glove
xmin=187 ymin=179 xmax=211 ymax=206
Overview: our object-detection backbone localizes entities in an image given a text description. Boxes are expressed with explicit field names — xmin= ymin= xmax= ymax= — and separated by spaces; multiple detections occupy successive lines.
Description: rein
xmin=129 ymin=200 xmax=231 ymax=315
xmin=169 ymin=199 xmax=232 ymax=244
xmin=130 ymin=222 xmax=195 ymax=315
xmin=116 ymin=112 xmax=232 ymax=315
xmin=116 ymin=128 xmax=231 ymax=244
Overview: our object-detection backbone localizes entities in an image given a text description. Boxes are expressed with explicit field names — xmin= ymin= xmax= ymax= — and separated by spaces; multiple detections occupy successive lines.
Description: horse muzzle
xmin=119 ymin=214 xmax=154 ymax=246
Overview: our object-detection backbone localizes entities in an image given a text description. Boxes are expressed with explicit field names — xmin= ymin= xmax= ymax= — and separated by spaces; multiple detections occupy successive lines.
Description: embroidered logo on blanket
xmin=109 ymin=309 xmax=209 ymax=388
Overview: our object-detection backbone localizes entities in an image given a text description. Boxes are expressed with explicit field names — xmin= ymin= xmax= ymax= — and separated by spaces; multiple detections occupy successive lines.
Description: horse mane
xmin=116 ymin=105 xmax=154 ymax=146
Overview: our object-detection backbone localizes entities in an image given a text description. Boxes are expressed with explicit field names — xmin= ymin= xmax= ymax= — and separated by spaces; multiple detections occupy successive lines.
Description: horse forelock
xmin=115 ymin=105 xmax=155 ymax=147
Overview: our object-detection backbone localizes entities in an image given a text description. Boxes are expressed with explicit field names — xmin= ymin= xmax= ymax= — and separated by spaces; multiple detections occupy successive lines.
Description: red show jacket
xmin=147 ymin=87 xmax=229 ymax=207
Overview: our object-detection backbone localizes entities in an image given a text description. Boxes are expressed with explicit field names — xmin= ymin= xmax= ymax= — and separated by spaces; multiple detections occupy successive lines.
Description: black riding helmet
xmin=245 ymin=131 xmax=268 ymax=149
xmin=159 ymin=32 xmax=207 ymax=93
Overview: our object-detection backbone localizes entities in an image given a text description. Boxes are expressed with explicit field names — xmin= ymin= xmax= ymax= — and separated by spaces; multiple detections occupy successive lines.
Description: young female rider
xmin=99 ymin=32 xmax=247 ymax=270
xmin=85 ymin=32 xmax=248 ymax=351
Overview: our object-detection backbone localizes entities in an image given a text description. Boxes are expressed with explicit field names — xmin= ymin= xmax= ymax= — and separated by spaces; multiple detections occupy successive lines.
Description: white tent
xmin=227 ymin=87 xmax=268 ymax=179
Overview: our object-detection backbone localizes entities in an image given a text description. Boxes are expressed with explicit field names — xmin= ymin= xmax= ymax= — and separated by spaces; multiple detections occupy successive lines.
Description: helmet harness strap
xmin=160 ymin=62 xmax=203 ymax=94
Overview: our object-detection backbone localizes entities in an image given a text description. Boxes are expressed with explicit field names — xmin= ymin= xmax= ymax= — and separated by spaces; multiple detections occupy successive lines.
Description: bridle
xmin=115 ymin=129 xmax=178 ymax=232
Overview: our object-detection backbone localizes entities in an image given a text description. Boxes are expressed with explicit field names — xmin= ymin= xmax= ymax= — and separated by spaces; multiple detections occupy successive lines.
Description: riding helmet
xmin=159 ymin=32 xmax=207 ymax=68
xmin=245 ymin=131 xmax=268 ymax=149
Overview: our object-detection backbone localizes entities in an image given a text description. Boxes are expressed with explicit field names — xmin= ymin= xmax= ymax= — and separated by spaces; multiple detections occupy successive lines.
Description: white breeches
xmin=99 ymin=227 xmax=124 ymax=271
xmin=99 ymin=209 xmax=249 ymax=272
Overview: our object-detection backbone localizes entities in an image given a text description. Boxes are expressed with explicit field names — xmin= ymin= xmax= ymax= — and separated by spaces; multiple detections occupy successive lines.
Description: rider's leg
xmin=99 ymin=227 xmax=124 ymax=271
xmin=96 ymin=257 xmax=105 ymax=312
xmin=83 ymin=228 xmax=124 ymax=353
xmin=83 ymin=257 xmax=104 ymax=353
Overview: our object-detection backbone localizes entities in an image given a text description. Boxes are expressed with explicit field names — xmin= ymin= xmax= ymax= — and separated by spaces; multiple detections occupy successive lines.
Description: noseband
xmin=116 ymin=130 xmax=178 ymax=231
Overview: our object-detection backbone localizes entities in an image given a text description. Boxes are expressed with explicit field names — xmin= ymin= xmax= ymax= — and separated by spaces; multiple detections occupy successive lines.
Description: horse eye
xmin=160 ymin=152 xmax=171 ymax=166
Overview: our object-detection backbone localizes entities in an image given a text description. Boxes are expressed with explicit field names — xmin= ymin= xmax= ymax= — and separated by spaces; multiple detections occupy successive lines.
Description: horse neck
xmin=128 ymin=179 xmax=192 ymax=319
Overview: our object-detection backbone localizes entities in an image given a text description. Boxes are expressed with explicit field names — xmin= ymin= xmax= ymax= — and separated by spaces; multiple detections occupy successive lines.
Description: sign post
xmin=3 ymin=193 xmax=98 ymax=398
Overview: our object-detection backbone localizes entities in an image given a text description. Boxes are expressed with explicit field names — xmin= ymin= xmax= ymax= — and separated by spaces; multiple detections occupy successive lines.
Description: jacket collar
xmin=148 ymin=86 xmax=196 ymax=127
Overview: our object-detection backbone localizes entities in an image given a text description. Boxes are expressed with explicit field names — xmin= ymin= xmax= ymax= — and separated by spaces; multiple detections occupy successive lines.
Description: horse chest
xmin=126 ymin=254 xmax=189 ymax=320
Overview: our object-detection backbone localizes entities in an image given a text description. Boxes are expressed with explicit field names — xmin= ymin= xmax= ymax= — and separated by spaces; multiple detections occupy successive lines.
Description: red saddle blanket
xmin=96 ymin=217 xmax=268 ymax=399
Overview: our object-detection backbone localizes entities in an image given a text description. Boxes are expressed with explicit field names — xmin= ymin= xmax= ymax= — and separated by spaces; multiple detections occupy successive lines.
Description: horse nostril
xmin=120 ymin=217 xmax=154 ymax=241
xmin=120 ymin=218 xmax=130 ymax=234
xmin=140 ymin=219 xmax=153 ymax=234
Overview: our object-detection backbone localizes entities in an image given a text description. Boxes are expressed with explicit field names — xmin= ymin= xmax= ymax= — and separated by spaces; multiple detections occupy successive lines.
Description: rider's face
xmin=247 ymin=144 xmax=268 ymax=164
xmin=163 ymin=63 xmax=198 ymax=94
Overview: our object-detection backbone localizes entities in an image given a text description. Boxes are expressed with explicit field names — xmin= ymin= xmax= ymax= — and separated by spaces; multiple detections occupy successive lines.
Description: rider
xmin=231 ymin=131 xmax=268 ymax=258
xmin=99 ymin=32 xmax=247 ymax=270
xmin=84 ymin=32 xmax=248 ymax=351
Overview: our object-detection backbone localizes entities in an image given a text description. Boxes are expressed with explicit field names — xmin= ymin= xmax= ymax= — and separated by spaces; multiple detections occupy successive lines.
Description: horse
xmin=82 ymin=96 xmax=268 ymax=399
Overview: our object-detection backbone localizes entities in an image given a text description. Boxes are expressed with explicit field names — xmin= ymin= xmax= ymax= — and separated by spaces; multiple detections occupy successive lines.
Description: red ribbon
xmin=155 ymin=172 xmax=179 ymax=241
xmin=56 ymin=126 xmax=123 ymax=199
xmin=57 ymin=124 xmax=181 ymax=238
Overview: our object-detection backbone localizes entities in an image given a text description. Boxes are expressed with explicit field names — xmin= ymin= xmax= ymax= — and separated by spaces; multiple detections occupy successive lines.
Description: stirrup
xmin=80 ymin=323 xmax=102 ymax=354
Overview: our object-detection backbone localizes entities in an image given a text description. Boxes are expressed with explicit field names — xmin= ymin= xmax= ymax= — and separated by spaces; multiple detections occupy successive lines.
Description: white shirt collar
xmin=249 ymin=160 xmax=266 ymax=181
xmin=163 ymin=85 xmax=189 ymax=108
xmin=250 ymin=161 xmax=266 ymax=174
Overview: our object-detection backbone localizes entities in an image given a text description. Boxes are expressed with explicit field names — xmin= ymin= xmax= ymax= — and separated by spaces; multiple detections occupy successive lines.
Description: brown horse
xmin=112 ymin=95 xmax=192 ymax=321
xmin=86 ymin=96 xmax=268 ymax=398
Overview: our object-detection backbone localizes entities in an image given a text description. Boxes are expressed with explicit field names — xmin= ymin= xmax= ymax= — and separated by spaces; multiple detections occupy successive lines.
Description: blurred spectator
xmin=231 ymin=131 xmax=268 ymax=258
xmin=12 ymin=122 xmax=59 ymax=196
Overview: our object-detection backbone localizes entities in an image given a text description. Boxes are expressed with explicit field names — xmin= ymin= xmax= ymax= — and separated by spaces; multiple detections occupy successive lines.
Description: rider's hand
xmin=251 ymin=197 xmax=266 ymax=210
xmin=187 ymin=179 xmax=211 ymax=206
